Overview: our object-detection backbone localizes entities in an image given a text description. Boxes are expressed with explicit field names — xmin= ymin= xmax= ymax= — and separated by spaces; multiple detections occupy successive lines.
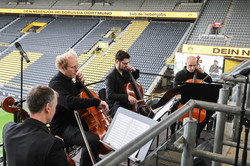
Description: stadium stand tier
xmin=0 ymin=0 xmax=249 ymax=100
xmin=0 ymin=14 xmax=190 ymax=100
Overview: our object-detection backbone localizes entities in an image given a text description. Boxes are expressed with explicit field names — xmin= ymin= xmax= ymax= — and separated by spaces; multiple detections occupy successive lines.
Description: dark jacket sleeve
xmin=173 ymin=71 xmax=183 ymax=88
xmin=50 ymin=80 xmax=101 ymax=111
xmin=46 ymin=138 xmax=71 ymax=166
xmin=132 ymin=69 xmax=139 ymax=80
xmin=105 ymin=74 xmax=129 ymax=104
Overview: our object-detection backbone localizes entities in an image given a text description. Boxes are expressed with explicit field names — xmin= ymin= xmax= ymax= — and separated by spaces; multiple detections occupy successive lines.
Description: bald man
xmin=173 ymin=56 xmax=212 ymax=88
xmin=170 ymin=56 xmax=213 ymax=135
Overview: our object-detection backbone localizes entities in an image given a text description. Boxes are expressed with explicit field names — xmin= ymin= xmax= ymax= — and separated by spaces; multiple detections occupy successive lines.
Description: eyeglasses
xmin=121 ymin=61 xmax=129 ymax=65
xmin=69 ymin=66 xmax=78 ymax=70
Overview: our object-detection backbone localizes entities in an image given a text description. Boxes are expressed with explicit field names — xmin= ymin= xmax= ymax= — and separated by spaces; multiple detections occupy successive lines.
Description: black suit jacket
xmin=48 ymin=71 xmax=101 ymax=135
xmin=105 ymin=68 xmax=139 ymax=116
xmin=173 ymin=67 xmax=212 ymax=88
xmin=3 ymin=118 xmax=70 ymax=166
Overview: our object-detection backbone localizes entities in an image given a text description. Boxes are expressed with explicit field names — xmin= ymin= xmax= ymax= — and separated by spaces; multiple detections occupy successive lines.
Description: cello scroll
xmin=1 ymin=96 xmax=29 ymax=120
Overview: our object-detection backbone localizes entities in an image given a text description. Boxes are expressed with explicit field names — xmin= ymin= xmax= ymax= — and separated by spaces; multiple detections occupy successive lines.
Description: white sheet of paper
xmin=105 ymin=112 xmax=150 ymax=159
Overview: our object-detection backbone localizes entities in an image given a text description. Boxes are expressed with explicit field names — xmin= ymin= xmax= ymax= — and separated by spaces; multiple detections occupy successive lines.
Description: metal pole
xmin=242 ymin=125 xmax=249 ymax=166
xmin=212 ymin=86 xmax=229 ymax=166
xmin=193 ymin=149 xmax=250 ymax=165
xmin=246 ymin=84 xmax=250 ymax=108
xmin=235 ymin=76 xmax=249 ymax=166
xmin=223 ymin=140 xmax=250 ymax=150
xmin=222 ymin=75 xmax=250 ymax=84
xmin=194 ymin=101 xmax=250 ymax=117
xmin=181 ymin=118 xmax=197 ymax=166
xmin=232 ymin=84 xmax=242 ymax=141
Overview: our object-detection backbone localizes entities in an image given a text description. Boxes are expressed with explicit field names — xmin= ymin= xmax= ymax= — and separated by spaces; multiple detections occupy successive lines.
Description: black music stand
xmin=151 ymin=86 xmax=182 ymax=110
xmin=181 ymin=83 xmax=222 ymax=137
xmin=151 ymin=83 xmax=222 ymax=148
xmin=180 ymin=82 xmax=222 ymax=104
xmin=152 ymin=83 xmax=222 ymax=119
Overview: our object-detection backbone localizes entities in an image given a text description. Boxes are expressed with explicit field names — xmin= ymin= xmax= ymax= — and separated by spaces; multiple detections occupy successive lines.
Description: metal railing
xmin=95 ymin=97 xmax=250 ymax=166
xmin=95 ymin=73 xmax=250 ymax=166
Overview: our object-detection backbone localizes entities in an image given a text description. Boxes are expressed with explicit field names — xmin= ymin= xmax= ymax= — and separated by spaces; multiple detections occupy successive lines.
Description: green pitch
xmin=0 ymin=108 xmax=13 ymax=158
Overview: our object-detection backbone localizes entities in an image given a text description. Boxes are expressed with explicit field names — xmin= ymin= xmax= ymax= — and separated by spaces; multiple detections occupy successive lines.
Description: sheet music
xmin=105 ymin=112 xmax=150 ymax=158
xmin=153 ymin=96 xmax=175 ymax=121
xmin=103 ymin=107 xmax=157 ymax=162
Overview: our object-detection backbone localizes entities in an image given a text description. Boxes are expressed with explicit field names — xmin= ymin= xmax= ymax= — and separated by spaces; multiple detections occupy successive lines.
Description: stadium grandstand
xmin=0 ymin=0 xmax=250 ymax=165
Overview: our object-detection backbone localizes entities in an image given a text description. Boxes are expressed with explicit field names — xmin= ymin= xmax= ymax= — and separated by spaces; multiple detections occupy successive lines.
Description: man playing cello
xmin=174 ymin=55 xmax=212 ymax=88
xmin=171 ymin=55 xmax=213 ymax=135
xmin=49 ymin=49 xmax=109 ymax=166
xmin=105 ymin=50 xmax=139 ymax=118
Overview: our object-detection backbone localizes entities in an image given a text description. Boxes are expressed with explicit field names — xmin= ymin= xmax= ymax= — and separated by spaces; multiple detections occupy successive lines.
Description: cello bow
xmin=74 ymin=110 xmax=96 ymax=165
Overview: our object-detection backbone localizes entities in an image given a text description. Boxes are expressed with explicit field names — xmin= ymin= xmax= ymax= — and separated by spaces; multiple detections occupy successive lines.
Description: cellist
xmin=170 ymin=55 xmax=212 ymax=135
xmin=49 ymin=49 xmax=109 ymax=166
xmin=3 ymin=85 xmax=71 ymax=166
xmin=173 ymin=56 xmax=212 ymax=88
xmin=105 ymin=50 xmax=139 ymax=118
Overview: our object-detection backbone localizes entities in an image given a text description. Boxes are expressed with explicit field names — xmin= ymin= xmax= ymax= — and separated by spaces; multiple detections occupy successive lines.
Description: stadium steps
xmin=77 ymin=53 xmax=93 ymax=66
xmin=0 ymin=50 xmax=42 ymax=83
xmin=79 ymin=21 xmax=150 ymax=89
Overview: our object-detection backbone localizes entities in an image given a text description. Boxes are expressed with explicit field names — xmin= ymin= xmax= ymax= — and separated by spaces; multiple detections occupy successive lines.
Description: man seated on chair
xmin=49 ymin=49 xmax=109 ymax=166
xmin=3 ymin=85 xmax=71 ymax=166
xmin=174 ymin=56 xmax=212 ymax=88
xmin=171 ymin=56 xmax=213 ymax=135
xmin=105 ymin=50 xmax=139 ymax=118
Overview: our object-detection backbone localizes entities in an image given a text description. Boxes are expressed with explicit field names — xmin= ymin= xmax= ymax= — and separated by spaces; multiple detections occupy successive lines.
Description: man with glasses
xmin=105 ymin=50 xmax=139 ymax=118
xmin=49 ymin=49 xmax=109 ymax=166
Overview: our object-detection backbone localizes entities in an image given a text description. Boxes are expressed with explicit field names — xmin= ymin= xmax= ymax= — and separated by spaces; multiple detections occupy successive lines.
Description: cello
xmin=1 ymin=96 xmax=76 ymax=166
xmin=76 ymin=76 xmax=113 ymax=154
xmin=179 ymin=56 xmax=206 ymax=123
xmin=122 ymin=71 xmax=153 ymax=118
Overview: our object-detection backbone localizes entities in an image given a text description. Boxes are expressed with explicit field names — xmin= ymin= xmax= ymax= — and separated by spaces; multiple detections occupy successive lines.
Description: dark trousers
xmin=170 ymin=98 xmax=181 ymax=135
xmin=61 ymin=125 xmax=100 ymax=166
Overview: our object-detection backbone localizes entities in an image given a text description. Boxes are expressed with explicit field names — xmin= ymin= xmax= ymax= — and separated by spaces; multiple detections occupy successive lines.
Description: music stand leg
xmin=157 ymin=135 xmax=159 ymax=147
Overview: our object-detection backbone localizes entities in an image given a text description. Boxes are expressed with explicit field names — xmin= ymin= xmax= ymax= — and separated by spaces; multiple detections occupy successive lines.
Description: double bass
xmin=1 ymin=96 xmax=76 ymax=166
xmin=76 ymin=76 xmax=113 ymax=154
xmin=122 ymin=71 xmax=153 ymax=118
